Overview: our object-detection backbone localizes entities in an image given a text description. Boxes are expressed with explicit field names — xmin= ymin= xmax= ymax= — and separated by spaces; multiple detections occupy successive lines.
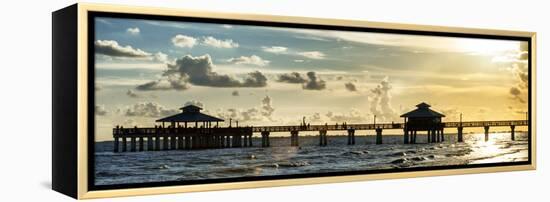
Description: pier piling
xmin=122 ymin=137 xmax=127 ymax=152
xmin=457 ymin=127 xmax=463 ymax=142
xmin=376 ymin=128 xmax=383 ymax=144
xmin=510 ymin=125 xmax=516 ymax=141
xmin=319 ymin=130 xmax=327 ymax=146
xmin=290 ymin=131 xmax=299 ymax=146
xmin=347 ymin=129 xmax=356 ymax=145
xmin=484 ymin=126 xmax=490 ymax=141
xmin=139 ymin=137 xmax=144 ymax=152
xmin=113 ymin=137 xmax=119 ymax=153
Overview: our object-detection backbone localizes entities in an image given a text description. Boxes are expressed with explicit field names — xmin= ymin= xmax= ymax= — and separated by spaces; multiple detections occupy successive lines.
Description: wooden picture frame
xmin=52 ymin=3 xmax=536 ymax=199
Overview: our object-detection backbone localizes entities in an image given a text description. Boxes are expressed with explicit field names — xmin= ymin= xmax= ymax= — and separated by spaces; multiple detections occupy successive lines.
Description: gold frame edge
xmin=75 ymin=3 xmax=537 ymax=199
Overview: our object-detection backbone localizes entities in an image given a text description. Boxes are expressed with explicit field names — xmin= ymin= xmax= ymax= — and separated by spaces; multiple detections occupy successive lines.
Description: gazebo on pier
xmin=156 ymin=105 xmax=224 ymax=128
xmin=400 ymin=102 xmax=445 ymax=144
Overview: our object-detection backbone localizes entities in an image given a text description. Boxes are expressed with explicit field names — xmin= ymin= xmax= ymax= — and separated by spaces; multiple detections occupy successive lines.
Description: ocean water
xmin=94 ymin=132 xmax=528 ymax=186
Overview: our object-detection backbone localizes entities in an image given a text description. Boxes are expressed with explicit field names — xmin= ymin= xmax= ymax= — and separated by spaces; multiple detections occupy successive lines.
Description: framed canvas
xmin=52 ymin=3 xmax=536 ymax=199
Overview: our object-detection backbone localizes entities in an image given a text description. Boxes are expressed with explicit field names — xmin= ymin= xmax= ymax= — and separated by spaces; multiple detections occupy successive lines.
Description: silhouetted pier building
xmin=400 ymin=102 xmax=445 ymax=144
xmin=113 ymin=105 xmax=253 ymax=152
xmin=113 ymin=103 xmax=527 ymax=152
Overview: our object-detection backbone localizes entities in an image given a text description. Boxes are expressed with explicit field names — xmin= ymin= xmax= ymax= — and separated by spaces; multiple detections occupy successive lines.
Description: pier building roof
xmin=400 ymin=102 xmax=445 ymax=118
xmin=156 ymin=105 xmax=224 ymax=123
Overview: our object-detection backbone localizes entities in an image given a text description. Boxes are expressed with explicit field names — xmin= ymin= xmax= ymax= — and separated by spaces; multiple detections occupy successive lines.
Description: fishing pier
xmin=112 ymin=103 xmax=528 ymax=152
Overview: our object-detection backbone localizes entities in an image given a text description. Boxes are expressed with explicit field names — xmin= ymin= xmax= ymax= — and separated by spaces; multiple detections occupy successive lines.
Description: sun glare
xmin=455 ymin=38 xmax=520 ymax=55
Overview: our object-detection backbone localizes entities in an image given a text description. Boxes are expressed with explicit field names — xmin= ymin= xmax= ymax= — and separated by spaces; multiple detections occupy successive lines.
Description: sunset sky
xmin=94 ymin=17 xmax=529 ymax=141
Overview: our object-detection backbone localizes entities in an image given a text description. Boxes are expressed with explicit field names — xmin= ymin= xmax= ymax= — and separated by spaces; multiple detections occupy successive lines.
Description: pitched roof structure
xmin=156 ymin=104 xmax=224 ymax=123
xmin=400 ymin=102 xmax=445 ymax=118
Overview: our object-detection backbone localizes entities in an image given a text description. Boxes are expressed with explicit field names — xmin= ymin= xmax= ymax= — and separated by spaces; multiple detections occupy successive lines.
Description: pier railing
xmin=251 ymin=120 xmax=528 ymax=133
xmin=113 ymin=127 xmax=253 ymax=138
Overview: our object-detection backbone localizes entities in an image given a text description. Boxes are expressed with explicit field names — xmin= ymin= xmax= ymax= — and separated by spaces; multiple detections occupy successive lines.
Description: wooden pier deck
xmin=112 ymin=120 xmax=528 ymax=152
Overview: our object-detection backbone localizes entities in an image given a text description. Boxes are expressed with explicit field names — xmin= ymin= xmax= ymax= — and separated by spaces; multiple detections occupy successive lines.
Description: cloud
xmin=232 ymin=90 xmax=239 ymax=96
xmin=294 ymin=59 xmax=305 ymax=63
xmin=184 ymin=100 xmax=205 ymax=108
xmin=227 ymin=55 xmax=270 ymax=66
xmin=152 ymin=52 xmax=168 ymax=63
xmin=137 ymin=54 xmax=268 ymax=90
xmin=276 ymin=72 xmax=326 ymax=90
xmin=216 ymin=96 xmax=275 ymax=123
xmin=277 ymin=72 xmax=307 ymax=84
xmin=95 ymin=105 xmax=108 ymax=116
xmin=261 ymin=96 xmax=275 ymax=117
xmin=303 ymin=72 xmax=326 ymax=90
xmin=126 ymin=89 xmax=140 ymax=98
xmin=126 ymin=27 xmax=140 ymax=35
xmin=124 ymin=102 xmax=179 ymax=117
xmin=344 ymin=82 xmax=357 ymax=92
xmin=136 ymin=78 xmax=189 ymax=91
xmin=202 ymin=36 xmax=239 ymax=48
xmin=95 ymin=40 xmax=170 ymax=63
xmin=509 ymin=86 xmax=525 ymax=103
xmin=95 ymin=40 xmax=151 ymax=58
xmin=369 ymin=76 xmax=397 ymax=121
xmin=262 ymin=46 xmax=288 ymax=54
xmin=221 ymin=25 xmax=233 ymax=29
xmin=326 ymin=109 xmax=367 ymax=123
xmin=298 ymin=51 xmax=325 ymax=59
xmin=172 ymin=34 xmax=197 ymax=48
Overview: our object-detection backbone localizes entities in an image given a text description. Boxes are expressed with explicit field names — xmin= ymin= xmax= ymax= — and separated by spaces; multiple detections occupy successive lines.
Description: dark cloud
xmin=232 ymin=90 xmax=239 ymax=96
xmin=95 ymin=40 xmax=151 ymax=58
xmin=124 ymin=102 xmax=179 ymax=117
xmin=277 ymin=72 xmax=307 ymax=83
xmin=344 ymin=82 xmax=357 ymax=92
xmin=242 ymin=71 xmax=268 ymax=87
xmin=302 ymin=72 xmax=326 ymax=90
xmin=137 ymin=54 xmax=268 ymax=90
xmin=510 ymin=87 xmax=525 ymax=103
xmin=126 ymin=89 xmax=140 ymax=98
xmin=95 ymin=105 xmax=108 ymax=116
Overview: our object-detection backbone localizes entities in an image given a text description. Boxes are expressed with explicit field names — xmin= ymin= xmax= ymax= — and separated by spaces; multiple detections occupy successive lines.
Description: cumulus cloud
xmin=298 ymin=51 xmax=325 ymax=59
xmin=492 ymin=43 xmax=529 ymax=104
xmin=232 ymin=90 xmax=239 ymax=96
xmin=276 ymin=71 xmax=326 ymax=90
xmin=95 ymin=40 xmax=151 ymax=58
xmin=261 ymin=96 xmax=275 ymax=117
xmin=369 ymin=76 xmax=397 ymax=121
xmin=262 ymin=46 xmax=288 ymax=54
xmin=124 ymin=102 xmax=179 ymax=117
xmin=95 ymin=105 xmax=108 ymax=116
xmin=136 ymin=78 xmax=189 ymax=91
xmin=95 ymin=40 xmax=169 ymax=63
xmin=227 ymin=55 xmax=270 ymax=66
xmin=136 ymin=54 xmax=267 ymax=90
xmin=184 ymin=100 xmax=205 ymax=108
xmin=344 ymin=82 xmax=357 ymax=92
xmin=221 ymin=25 xmax=233 ymax=29
xmin=303 ymin=72 xmax=326 ymax=90
xmin=126 ymin=27 xmax=140 ymax=35
xmin=126 ymin=89 xmax=140 ymax=98
xmin=216 ymin=96 xmax=275 ymax=123
xmin=326 ymin=109 xmax=367 ymax=123
xmin=172 ymin=34 xmax=197 ymax=48
xmin=277 ymin=72 xmax=307 ymax=83
xmin=202 ymin=36 xmax=239 ymax=48
xmin=509 ymin=86 xmax=525 ymax=103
